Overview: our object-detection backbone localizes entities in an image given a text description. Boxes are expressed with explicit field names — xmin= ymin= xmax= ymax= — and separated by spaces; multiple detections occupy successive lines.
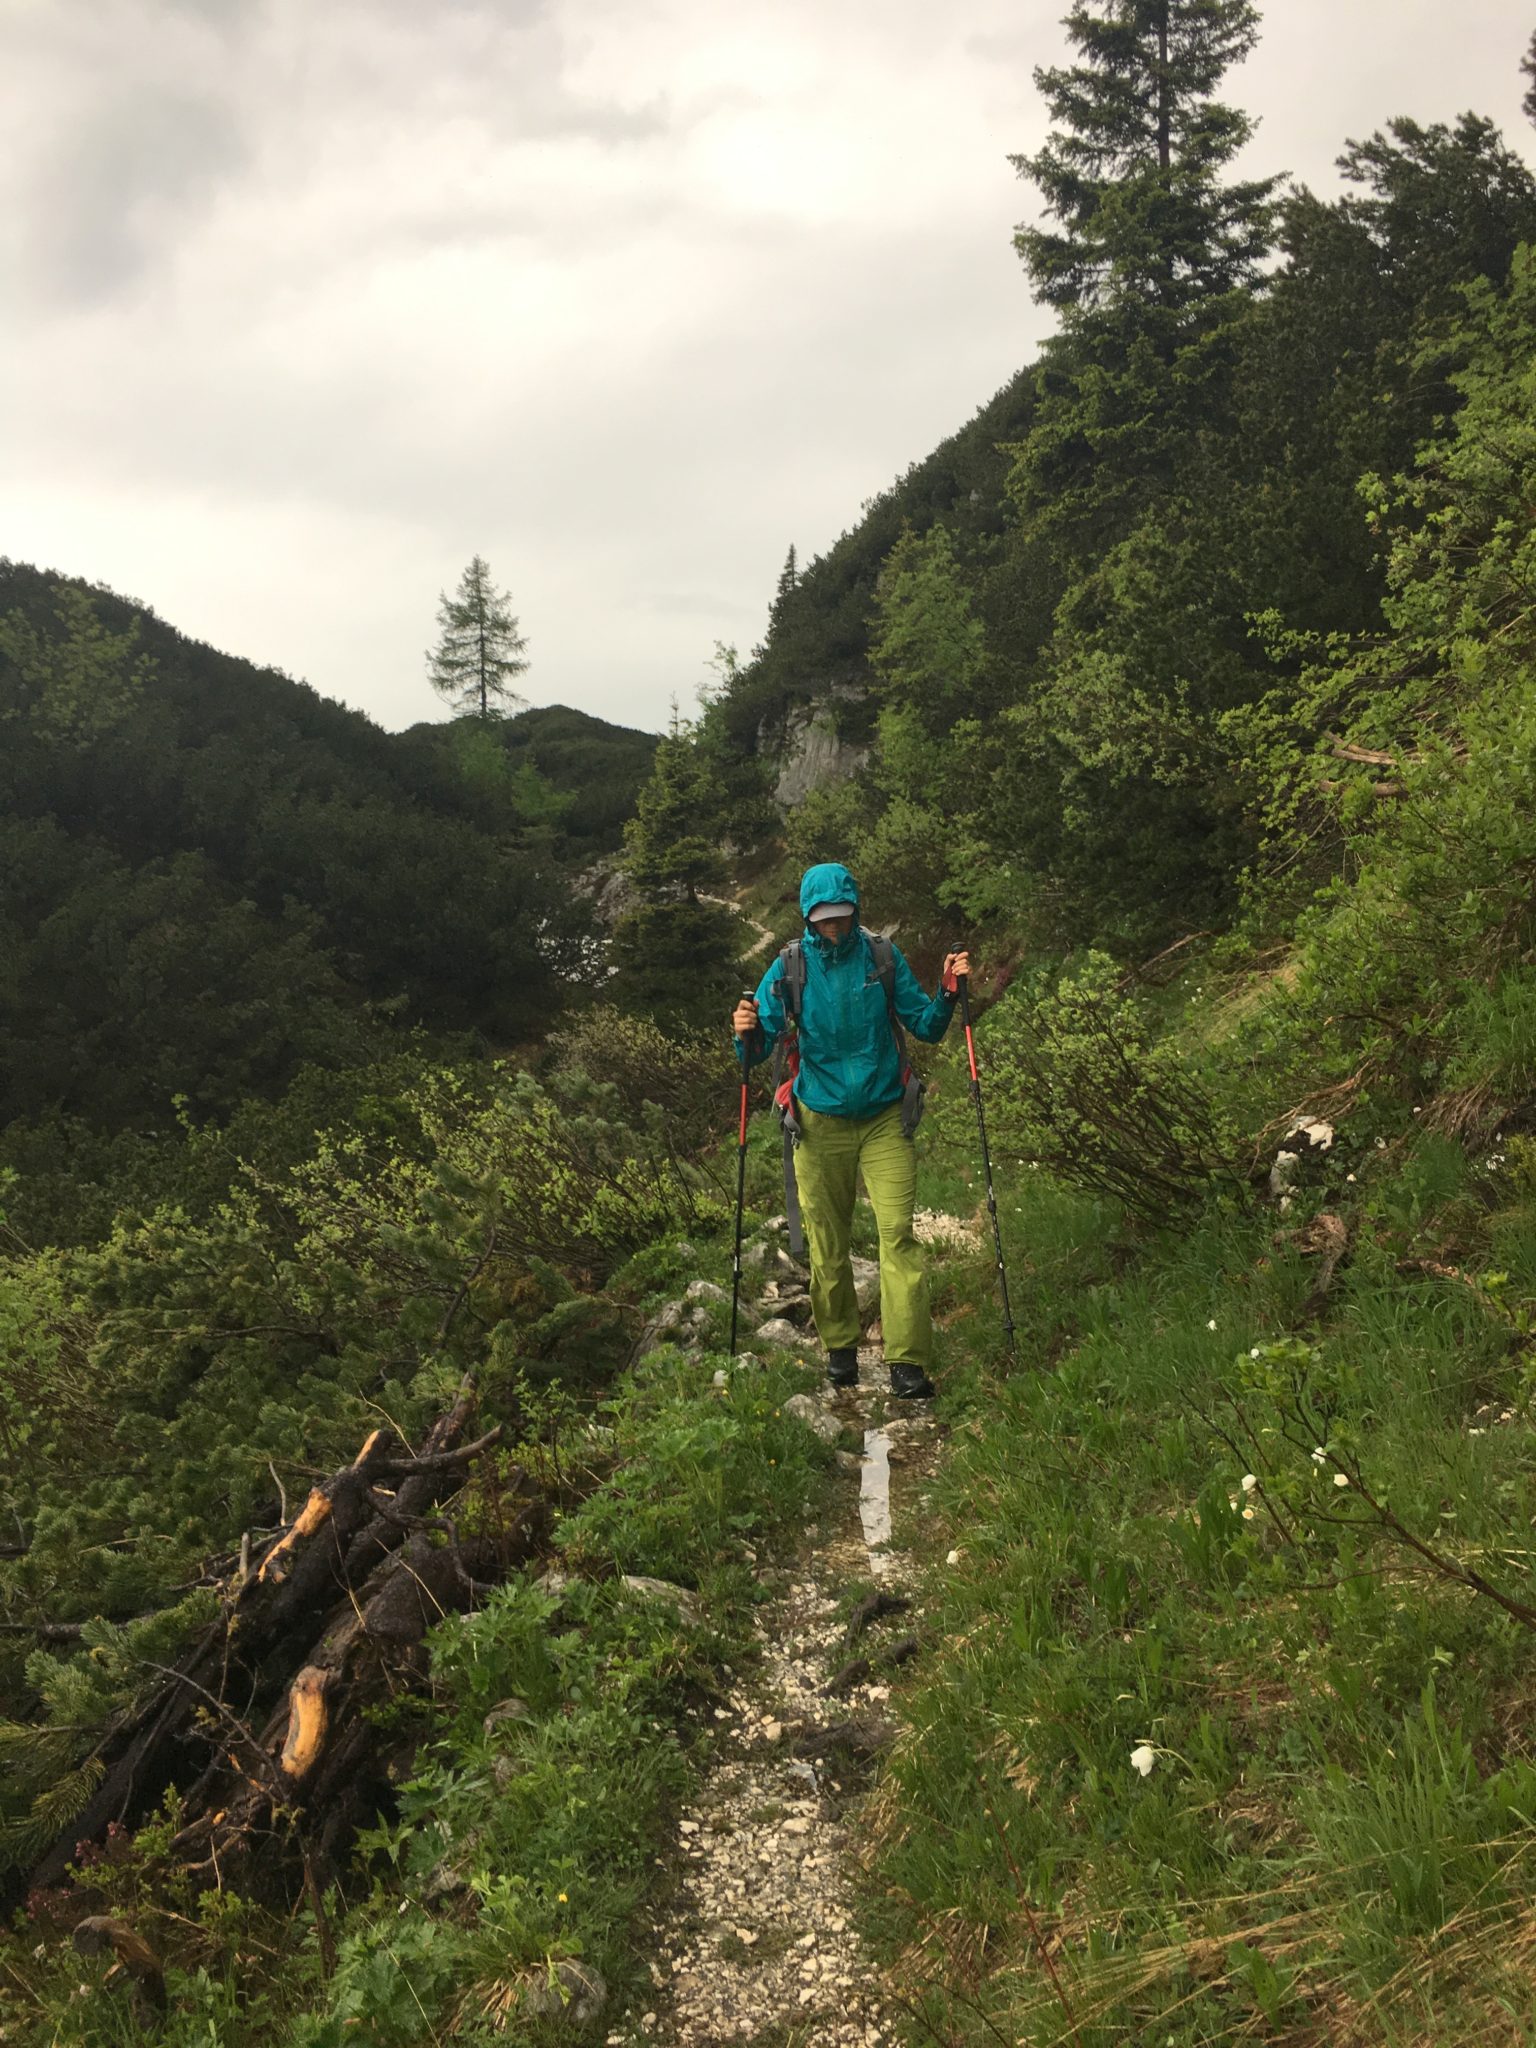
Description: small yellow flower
xmin=557 ymin=1891 xmax=568 ymax=1903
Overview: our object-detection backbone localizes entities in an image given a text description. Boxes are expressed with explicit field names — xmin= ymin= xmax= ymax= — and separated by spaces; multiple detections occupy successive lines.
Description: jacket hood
xmin=799 ymin=862 xmax=861 ymax=922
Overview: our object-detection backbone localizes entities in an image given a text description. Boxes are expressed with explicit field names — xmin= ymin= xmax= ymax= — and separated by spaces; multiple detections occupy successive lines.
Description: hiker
xmin=732 ymin=862 xmax=969 ymax=1399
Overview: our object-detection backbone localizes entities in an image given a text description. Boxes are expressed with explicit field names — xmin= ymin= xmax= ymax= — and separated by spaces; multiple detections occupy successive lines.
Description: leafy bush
xmin=981 ymin=952 xmax=1247 ymax=1220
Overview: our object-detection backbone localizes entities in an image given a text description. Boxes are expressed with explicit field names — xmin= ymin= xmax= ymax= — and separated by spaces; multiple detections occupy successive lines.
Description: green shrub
xmin=980 ymin=952 xmax=1247 ymax=1220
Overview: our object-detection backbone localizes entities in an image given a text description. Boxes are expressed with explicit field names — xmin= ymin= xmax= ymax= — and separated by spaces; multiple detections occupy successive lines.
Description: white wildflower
xmin=1333 ymin=1472 xmax=1350 ymax=1488
xmin=1311 ymin=1447 xmax=1327 ymax=1465
xmin=1207 ymin=1318 xmax=1218 ymax=1331
xmin=1468 ymin=1427 xmax=1486 ymax=1437
xmin=1130 ymin=1743 xmax=1156 ymax=1778
xmin=1250 ymin=1346 xmax=1262 ymax=1358
xmin=1242 ymin=1506 xmax=1256 ymax=1521
xmin=1241 ymin=1474 xmax=1258 ymax=1494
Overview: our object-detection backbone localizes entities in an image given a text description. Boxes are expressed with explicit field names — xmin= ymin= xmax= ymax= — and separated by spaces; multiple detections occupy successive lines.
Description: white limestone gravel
xmin=607 ymin=1349 xmax=942 ymax=2048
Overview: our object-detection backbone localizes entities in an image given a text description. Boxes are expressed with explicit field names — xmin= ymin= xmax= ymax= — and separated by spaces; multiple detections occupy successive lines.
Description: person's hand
xmin=733 ymin=996 xmax=760 ymax=1036
xmin=942 ymin=949 xmax=972 ymax=989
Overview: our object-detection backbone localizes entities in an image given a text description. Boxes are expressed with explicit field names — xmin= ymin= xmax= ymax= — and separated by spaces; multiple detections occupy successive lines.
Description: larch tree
xmin=427 ymin=556 xmax=529 ymax=720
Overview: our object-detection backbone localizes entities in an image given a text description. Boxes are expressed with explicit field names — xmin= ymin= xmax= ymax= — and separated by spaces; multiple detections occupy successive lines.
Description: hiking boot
xmin=888 ymin=1361 xmax=935 ymax=1400
xmin=827 ymin=1347 xmax=860 ymax=1387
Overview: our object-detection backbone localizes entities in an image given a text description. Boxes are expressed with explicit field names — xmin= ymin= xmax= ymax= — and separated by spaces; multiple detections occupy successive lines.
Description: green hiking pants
xmin=792 ymin=1099 xmax=932 ymax=1369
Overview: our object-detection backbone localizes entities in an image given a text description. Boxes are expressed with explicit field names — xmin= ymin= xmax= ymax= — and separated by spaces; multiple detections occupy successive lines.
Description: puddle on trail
xmin=859 ymin=1428 xmax=893 ymax=1572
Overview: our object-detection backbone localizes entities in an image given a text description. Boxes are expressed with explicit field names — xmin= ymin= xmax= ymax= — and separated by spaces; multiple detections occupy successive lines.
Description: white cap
xmin=807 ymin=901 xmax=856 ymax=923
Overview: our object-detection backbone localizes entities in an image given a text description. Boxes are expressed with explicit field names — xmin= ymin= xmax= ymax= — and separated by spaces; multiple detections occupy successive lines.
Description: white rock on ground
xmin=753 ymin=1318 xmax=806 ymax=1349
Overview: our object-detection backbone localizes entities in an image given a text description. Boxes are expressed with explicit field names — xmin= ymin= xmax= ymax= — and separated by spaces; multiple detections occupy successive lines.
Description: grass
xmin=862 ymin=1073 xmax=1536 ymax=2045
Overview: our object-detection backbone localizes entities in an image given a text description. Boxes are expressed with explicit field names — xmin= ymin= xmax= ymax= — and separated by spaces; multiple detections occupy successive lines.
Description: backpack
xmin=769 ymin=933 xmax=925 ymax=1260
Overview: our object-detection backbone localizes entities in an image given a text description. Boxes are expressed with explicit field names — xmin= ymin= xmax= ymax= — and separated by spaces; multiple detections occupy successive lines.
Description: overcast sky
xmin=4 ymin=0 xmax=1532 ymax=736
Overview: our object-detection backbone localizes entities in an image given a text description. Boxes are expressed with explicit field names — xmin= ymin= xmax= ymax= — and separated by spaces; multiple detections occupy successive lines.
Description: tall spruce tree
xmin=427 ymin=556 xmax=529 ymax=720
xmin=1013 ymin=0 xmax=1277 ymax=327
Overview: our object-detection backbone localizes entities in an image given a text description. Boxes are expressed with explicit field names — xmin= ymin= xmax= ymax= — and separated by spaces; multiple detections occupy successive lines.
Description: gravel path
xmin=611 ymin=1353 xmax=943 ymax=2047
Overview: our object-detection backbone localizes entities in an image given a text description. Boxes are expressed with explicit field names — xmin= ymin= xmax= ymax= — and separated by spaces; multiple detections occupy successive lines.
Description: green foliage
xmin=557 ymin=1356 xmax=828 ymax=1585
xmin=0 ymin=582 xmax=153 ymax=748
xmin=0 ymin=1051 xmax=721 ymax=1775
xmin=547 ymin=1003 xmax=739 ymax=1158
xmin=620 ymin=709 xmax=731 ymax=898
xmin=706 ymin=74 xmax=1536 ymax=966
xmin=978 ymin=952 xmax=1245 ymax=1218
xmin=869 ymin=524 xmax=987 ymax=733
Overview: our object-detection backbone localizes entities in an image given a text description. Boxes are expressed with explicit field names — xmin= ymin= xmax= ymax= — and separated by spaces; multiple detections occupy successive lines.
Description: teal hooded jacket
xmin=736 ymin=862 xmax=957 ymax=1119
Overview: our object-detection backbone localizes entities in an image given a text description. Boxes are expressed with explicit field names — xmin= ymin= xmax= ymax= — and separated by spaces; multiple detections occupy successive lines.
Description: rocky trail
xmin=607 ymin=1343 xmax=948 ymax=2047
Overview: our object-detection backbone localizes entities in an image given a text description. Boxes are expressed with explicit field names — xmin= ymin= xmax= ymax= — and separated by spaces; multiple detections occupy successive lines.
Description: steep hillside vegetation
xmin=0 ymin=560 xmax=655 ymax=1137
xmin=715 ymin=114 xmax=1536 ymax=954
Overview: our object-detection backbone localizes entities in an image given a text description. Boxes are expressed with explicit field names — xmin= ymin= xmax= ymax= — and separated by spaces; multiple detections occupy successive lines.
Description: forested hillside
xmin=7 ymin=3 xmax=1536 ymax=2044
xmin=0 ymin=558 xmax=654 ymax=1132
xmin=717 ymin=106 xmax=1536 ymax=954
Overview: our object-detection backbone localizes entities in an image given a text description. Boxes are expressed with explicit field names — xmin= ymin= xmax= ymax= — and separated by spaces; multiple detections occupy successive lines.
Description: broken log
xmin=26 ymin=1383 xmax=525 ymax=1899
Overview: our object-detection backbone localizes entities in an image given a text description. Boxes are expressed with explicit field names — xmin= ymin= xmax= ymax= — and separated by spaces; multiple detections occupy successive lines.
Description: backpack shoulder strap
xmin=866 ymin=934 xmax=898 ymax=1026
xmin=778 ymin=940 xmax=806 ymax=1025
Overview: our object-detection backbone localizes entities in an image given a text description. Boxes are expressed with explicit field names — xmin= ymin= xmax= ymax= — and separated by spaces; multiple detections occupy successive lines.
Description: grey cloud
xmin=11 ymin=0 xmax=685 ymax=311
xmin=27 ymin=82 xmax=252 ymax=306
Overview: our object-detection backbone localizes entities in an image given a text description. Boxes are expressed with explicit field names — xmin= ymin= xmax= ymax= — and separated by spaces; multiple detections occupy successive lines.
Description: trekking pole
xmin=729 ymin=990 xmax=755 ymax=1357
xmin=954 ymin=961 xmax=1017 ymax=1361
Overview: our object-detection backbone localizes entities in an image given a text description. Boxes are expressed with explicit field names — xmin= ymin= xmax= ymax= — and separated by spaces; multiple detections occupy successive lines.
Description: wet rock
xmin=521 ymin=1958 xmax=607 ymax=2024
xmin=783 ymin=1394 xmax=843 ymax=1444
xmin=622 ymin=1576 xmax=702 ymax=1625
xmin=482 ymin=1696 xmax=532 ymax=1735
xmin=630 ymin=1299 xmax=687 ymax=1365
xmin=772 ymin=1293 xmax=816 ymax=1326
xmin=754 ymin=1318 xmax=805 ymax=1349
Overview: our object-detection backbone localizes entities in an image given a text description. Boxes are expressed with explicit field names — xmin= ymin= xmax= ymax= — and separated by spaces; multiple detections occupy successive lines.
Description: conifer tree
xmin=1013 ymin=0 xmax=1277 ymax=327
xmin=769 ymin=545 xmax=799 ymax=633
xmin=427 ymin=556 xmax=529 ymax=720
xmin=609 ymin=708 xmax=738 ymax=1020
xmin=1525 ymin=30 xmax=1536 ymax=128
